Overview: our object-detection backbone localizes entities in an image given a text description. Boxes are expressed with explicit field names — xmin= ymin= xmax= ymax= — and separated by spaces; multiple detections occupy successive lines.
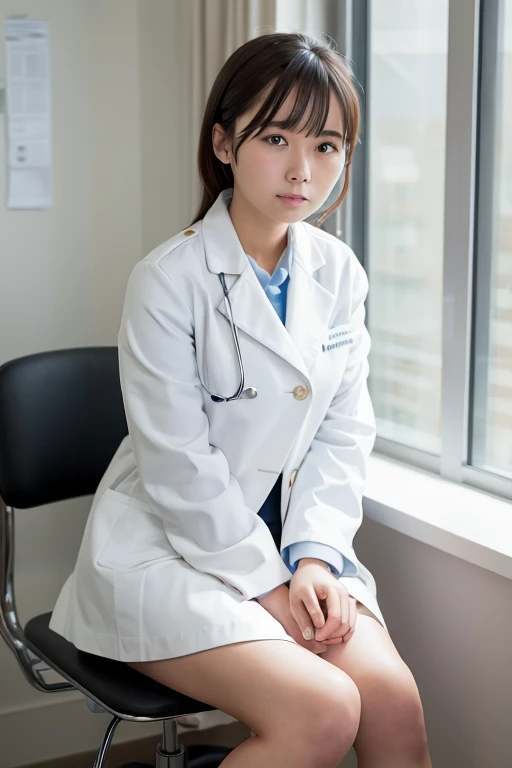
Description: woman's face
xmin=213 ymin=86 xmax=346 ymax=225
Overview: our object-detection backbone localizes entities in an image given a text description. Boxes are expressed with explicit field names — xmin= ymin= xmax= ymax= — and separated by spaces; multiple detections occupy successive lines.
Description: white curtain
xmin=182 ymin=0 xmax=331 ymax=220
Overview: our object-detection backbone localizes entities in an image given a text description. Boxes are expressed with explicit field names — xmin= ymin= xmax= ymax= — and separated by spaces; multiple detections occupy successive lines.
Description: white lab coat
xmin=49 ymin=188 xmax=388 ymax=662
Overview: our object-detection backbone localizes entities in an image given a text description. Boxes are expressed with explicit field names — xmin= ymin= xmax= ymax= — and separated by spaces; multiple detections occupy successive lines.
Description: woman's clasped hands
xmin=255 ymin=558 xmax=357 ymax=655
xmin=288 ymin=558 xmax=357 ymax=650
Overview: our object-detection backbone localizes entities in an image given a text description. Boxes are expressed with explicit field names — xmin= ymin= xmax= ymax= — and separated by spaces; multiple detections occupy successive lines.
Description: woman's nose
xmin=287 ymin=164 xmax=311 ymax=184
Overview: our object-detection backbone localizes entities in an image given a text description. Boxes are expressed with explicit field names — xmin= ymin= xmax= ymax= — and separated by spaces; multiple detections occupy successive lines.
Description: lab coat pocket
xmin=95 ymin=492 xmax=181 ymax=572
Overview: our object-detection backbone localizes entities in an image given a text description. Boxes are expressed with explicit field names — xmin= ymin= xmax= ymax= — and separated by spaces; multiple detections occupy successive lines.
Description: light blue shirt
xmin=246 ymin=236 xmax=345 ymax=600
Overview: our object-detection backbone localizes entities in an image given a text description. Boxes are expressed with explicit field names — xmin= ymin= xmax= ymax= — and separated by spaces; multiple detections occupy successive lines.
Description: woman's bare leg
xmin=320 ymin=606 xmax=431 ymax=767
xmin=127 ymin=639 xmax=361 ymax=768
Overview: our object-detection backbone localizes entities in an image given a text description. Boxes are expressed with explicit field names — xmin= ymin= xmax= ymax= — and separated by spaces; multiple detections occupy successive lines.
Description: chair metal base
xmin=93 ymin=713 xmax=233 ymax=768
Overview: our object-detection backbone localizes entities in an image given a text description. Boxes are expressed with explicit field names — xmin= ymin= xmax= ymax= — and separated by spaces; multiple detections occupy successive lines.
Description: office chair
xmin=0 ymin=347 xmax=236 ymax=767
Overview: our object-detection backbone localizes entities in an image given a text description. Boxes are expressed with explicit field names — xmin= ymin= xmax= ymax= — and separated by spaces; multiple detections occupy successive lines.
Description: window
xmin=471 ymin=0 xmax=512 ymax=481
xmin=366 ymin=0 xmax=449 ymax=454
xmin=333 ymin=0 xmax=512 ymax=498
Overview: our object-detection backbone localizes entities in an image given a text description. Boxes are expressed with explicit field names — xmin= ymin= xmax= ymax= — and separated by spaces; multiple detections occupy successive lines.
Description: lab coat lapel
xmin=202 ymin=189 xmax=336 ymax=377
xmin=284 ymin=227 xmax=336 ymax=375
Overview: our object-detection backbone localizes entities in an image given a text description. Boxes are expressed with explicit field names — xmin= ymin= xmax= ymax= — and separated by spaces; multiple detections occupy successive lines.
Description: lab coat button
xmin=293 ymin=385 xmax=309 ymax=400
xmin=183 ymin=229 xmax=195 ymax=236
xmin=289 ymin=469 xmax=298 ymax=488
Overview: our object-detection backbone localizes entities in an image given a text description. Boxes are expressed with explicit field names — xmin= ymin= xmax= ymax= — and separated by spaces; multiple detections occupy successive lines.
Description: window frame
xmin=325 ymin=0 xmax=512 ymax=502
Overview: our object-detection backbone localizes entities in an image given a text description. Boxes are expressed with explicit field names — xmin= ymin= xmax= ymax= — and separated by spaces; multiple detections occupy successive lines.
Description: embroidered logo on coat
xmin=321 ymin=324 xmax=354 ymax=353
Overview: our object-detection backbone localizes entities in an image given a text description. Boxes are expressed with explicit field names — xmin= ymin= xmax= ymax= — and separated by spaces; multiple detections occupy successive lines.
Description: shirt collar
xmin=246 ymin=235 xmax=294 ymax=290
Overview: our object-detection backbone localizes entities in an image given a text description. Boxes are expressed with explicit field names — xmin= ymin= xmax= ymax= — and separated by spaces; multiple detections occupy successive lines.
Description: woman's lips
xmin=277 ymin=195 xmax=307 ymax=207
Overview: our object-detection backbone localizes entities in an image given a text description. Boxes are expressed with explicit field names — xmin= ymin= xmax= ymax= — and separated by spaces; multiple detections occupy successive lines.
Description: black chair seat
xmin=24 ymin=613 xmax=216 ymax=719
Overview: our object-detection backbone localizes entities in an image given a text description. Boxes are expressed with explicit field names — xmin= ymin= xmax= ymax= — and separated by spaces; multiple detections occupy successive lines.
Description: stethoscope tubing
xmin=199 ymin=273 xmax=257 ymax=402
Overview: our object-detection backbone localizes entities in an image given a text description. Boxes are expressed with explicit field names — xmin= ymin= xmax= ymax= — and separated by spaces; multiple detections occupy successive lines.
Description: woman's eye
xmin=318 ymin=142 xmax=337 ymax=154
xmin=265 ymin=135 xmax=337 ymax=153
xmin=266 ymin=135 xmax=285 ymax=146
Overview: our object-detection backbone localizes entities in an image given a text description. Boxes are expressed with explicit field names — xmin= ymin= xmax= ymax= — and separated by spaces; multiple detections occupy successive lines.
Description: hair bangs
xmin=234 ymin=53 xmax=334 ymax=158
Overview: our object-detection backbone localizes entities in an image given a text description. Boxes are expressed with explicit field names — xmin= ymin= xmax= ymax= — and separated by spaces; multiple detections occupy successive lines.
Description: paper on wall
xmin=5 ymin=17 xmax=52 ymax=209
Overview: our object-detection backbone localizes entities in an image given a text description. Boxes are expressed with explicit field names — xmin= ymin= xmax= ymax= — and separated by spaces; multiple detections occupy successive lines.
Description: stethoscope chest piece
xmin=211 ymin=386 xmax=257 ymax=403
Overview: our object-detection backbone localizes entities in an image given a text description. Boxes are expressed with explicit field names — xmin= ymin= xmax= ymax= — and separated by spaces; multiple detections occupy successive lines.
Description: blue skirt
xmin=257 ymin=473 xmax=283 ymax=550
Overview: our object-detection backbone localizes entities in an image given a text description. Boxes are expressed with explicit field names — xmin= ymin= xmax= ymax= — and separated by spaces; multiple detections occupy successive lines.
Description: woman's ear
xmin=212 ymin=123 xmax=232 ymax=166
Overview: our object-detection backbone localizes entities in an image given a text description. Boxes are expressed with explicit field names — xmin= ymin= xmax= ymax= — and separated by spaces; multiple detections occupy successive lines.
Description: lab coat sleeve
xmin=253 ymin=542 xmax=343 ymax=600
xmin=280 ymin=256 xmax=376 ymax=577
xmin=118 ymin=258 xmax=294 ymax=600
xmin=254 ymin=541 xmax=343 ymax=600
xmin=282 ymin=542 xmax=344 ymax=578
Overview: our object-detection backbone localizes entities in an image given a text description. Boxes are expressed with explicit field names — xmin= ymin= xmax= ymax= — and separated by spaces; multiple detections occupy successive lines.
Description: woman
xmin=49 ymin=32 xmax=431 ymax=767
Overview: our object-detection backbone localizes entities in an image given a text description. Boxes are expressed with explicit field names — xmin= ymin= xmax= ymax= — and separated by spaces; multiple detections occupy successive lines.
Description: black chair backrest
xmin=0 ymin=347 xmax=128 ymax=509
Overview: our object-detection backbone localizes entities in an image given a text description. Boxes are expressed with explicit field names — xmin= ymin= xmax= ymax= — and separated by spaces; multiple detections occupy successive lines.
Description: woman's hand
xmin=289 ymin=559 xmax=357 ymax=645
xmin=255 ymin=583 xmax=329 ymax=654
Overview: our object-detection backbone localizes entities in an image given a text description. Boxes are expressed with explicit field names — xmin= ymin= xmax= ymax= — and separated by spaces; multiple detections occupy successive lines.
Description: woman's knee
xmin=355 ymin=659 xmax=428 ymax=759
xmin=289 ymin=673 xmax=362 ymax=766
xmin=380 ymin=664 xmax=428 ymax=753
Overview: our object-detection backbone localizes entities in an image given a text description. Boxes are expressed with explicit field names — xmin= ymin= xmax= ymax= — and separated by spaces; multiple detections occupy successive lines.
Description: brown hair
xmin=189 ymin=31 xmax=361 ymax=229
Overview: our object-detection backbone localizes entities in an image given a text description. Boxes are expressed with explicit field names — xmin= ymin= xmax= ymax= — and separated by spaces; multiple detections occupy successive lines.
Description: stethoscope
xmin=200 ymin=272 xmax=258 ymax=403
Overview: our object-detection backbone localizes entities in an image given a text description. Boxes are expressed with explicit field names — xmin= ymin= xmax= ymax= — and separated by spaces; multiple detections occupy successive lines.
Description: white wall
xmin=137 ymin=0 xmax=191 ymax=254
xmin=0 ymin=2 xmax=511 ymax=767
xmin=0 ymin=1 xmax=148 ymax=764
xmin=0 ymin=0 xmax=142 ymax=360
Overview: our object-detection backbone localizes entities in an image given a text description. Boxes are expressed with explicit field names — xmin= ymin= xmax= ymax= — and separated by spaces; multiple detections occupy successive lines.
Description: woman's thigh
xmin=322 ymin=601 xmax=402 ymax=672
xmin=126 ymin=639 xmax=361 ymax=740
